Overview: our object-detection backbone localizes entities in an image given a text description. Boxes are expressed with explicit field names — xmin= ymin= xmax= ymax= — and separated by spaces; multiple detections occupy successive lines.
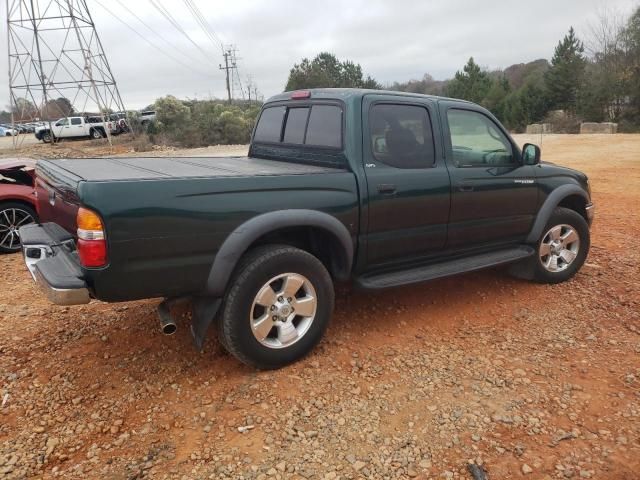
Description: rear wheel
xmin=90 ymin=128 xmax=103 ymax=139
xmin=218 ymin=245 xmax=334 ymax=369
xmin=0 ymin=203 xmax=38 ymax=253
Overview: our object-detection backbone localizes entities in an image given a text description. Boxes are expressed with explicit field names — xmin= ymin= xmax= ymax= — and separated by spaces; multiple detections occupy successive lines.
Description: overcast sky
xmin=1 ymin=0 xmax=638 ymax=110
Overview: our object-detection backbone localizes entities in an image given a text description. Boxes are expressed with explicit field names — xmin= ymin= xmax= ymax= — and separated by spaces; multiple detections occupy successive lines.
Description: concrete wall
xmin=525 ymin=123 xmax=552 ymax=134
xmin=580 ymin=122 xmax=618 ymax=134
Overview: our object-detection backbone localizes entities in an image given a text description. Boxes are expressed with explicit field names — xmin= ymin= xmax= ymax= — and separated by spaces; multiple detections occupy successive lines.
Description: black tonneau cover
xmin=46 ymin=156 xmax=343 ymax=182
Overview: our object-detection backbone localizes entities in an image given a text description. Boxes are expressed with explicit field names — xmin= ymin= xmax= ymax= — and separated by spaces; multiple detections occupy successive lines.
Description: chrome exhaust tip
xmin=160 ymin=317 xmax=177 ymax=335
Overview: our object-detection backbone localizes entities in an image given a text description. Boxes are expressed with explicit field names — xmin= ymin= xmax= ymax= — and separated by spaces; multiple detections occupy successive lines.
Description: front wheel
xmin=41 ymin=131 xmax=53 ymax=143
xmin=218 ymin=245 xmax=334 ymax=369
xmin=510 ymin=207 xmax=590 ymax=284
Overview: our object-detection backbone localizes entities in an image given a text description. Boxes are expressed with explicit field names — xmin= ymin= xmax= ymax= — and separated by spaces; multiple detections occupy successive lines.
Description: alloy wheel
xmin=0 ymin=208 xmax=35 ymax=251
xmin=250 ymin=273 xmax=317 ymax=349
xmin=539 ymin=224 xmax=580 ymax=273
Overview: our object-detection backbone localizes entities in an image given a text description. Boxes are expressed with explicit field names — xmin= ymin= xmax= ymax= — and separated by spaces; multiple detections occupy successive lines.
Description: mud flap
xmin=190 ymin=296 xmax=222 ymax=352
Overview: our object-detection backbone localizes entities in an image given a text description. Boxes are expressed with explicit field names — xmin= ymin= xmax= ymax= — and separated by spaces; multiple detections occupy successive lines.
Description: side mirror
xmin=522 ymin=143 xmax=541 ymax=165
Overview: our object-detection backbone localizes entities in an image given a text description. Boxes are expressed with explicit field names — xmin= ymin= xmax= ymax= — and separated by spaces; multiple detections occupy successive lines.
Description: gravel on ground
xmin=0 ymin=134 xmax=638 ymax=479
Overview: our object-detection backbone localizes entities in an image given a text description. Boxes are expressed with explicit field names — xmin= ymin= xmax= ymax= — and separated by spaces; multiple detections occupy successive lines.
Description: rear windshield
xmin=253 ymin=103 xmax=343 ymax=149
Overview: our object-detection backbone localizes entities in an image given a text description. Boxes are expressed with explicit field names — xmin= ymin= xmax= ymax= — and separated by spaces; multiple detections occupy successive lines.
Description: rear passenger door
xmin=69 ymin=117 xmax=84 ymax=137
xmin=362 ymin=95 xmax=450 ymax=267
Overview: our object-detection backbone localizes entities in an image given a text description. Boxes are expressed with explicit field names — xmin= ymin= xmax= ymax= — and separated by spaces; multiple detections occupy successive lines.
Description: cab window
xmin=70 ymin=117 xmax=82 ymax=125
xmin=55 ymin=118 xmax=68 ymax=126
xmin=369 ymin=104 xmax=435 ymax=168
xmin=447 ymin=109 xmax=514 ymax=167
xmin=253 ymin=106 xmax=286 ymax=143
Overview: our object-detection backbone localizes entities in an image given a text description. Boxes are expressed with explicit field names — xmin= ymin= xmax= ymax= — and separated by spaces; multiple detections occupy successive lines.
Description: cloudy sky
xmin=1 ymin=0 xmax=638 ymax=110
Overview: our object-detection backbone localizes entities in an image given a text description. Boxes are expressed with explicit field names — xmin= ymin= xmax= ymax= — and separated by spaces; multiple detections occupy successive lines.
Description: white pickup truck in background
xmin=34 ymin=116 xmax=118 ymax=143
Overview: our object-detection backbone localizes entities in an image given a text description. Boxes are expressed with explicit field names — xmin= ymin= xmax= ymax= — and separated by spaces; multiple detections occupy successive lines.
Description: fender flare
xmin=526 ymin=184 xmax=590 ymax=244
xmin=205 ymin=209 xmax=354 ymax=296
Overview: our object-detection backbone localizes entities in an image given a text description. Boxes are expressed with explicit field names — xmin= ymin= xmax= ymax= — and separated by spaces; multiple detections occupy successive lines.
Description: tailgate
xmin=34 ymin=160 xmax=82 ymax=235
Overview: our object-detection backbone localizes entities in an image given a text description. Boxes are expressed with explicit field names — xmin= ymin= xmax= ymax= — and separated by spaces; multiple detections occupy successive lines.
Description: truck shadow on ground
xmin=83 ymin=265 xmax=539 ymax=386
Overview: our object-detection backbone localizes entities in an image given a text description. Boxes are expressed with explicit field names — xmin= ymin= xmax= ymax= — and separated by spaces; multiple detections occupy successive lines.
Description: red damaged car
xmin=0 ymin=158 xmax=39 ymax=253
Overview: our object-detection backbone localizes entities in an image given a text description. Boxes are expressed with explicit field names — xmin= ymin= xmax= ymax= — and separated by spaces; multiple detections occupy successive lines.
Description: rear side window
xmin=369 ymin=104 xmax=435 ymax=168
xmin=254 ymin=106 xmax=286 ymax=143
xmin=71 ymin=117 xmax=82 ymax=125
xmin=283 ymin=107 xmax=309 ymax=144
xmin=305 ymin=105 xmax=342 ymax=148
xmin=253 ymin=103 xmax=343 ymax=149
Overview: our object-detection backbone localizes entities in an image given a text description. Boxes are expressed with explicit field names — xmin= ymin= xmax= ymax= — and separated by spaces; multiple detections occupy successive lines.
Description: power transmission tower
xmin=6 ymin=0 xmax=127 ymax=147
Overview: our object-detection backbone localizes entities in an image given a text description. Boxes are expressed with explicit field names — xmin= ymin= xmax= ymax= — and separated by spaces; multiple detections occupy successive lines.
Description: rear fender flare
xmin=526 ymin=185 xmax=590 ymax=244
xmin=205 ymin=210 xmax=354 ymax=296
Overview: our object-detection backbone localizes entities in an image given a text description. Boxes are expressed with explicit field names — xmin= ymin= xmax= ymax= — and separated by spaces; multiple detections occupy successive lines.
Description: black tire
xmin=509 ymin=207 xmax=590 ymax=284
xmin=218 ymin=245 xmax=334 ymax=369
xmin=41 ymin=131 xmax=53 ymax=143
xmin=0 ymin=202 xmax=38 ymax=254
xmin=90 ymin=128 xmax=103 ymax=139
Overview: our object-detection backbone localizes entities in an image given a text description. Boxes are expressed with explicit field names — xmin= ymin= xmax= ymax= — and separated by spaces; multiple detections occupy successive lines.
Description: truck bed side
xmin=35 ymin=156 xmax=360 ymax=301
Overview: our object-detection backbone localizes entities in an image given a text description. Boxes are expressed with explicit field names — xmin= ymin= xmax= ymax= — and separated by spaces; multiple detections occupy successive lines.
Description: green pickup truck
xmin=19 ymin=88 xmax=594 ymax=369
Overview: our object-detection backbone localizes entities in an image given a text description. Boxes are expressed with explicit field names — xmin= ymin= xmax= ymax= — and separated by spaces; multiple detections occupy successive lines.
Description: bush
xmin=150 ymin=96 xmax=260 ymax=148
xmin=130 ymin=133 xmax=154 ymax=152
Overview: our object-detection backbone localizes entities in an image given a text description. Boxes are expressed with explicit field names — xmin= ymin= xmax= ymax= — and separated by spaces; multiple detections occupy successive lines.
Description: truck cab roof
xmin=266 ymin=88 xmax=474 ymax=105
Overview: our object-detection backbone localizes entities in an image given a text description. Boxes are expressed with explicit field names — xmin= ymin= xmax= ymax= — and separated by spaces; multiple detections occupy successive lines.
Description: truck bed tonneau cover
xmin=44 ymin=156 xmax=344 ymax=182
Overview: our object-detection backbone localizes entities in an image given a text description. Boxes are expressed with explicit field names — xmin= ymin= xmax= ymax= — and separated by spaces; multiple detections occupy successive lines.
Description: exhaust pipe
xmin=157 ymin=298 xmax=178 ymax=335
xmin=160 ymin=316 xmax=177 ymax=335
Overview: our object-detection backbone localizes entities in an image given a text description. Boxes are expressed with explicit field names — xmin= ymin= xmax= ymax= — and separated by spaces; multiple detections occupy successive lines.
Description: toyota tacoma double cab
xmin=20 ymin=89 xmax=594 ymax=369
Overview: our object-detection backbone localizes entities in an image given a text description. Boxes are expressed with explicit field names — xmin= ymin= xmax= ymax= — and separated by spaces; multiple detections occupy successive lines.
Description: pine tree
xmin=544 ymin=27 xmax=585 ymax=113
xmin=445 ymin=57 xmax=491 ymax=103
xmin=285 ymin=53 xmax=381 ymax=91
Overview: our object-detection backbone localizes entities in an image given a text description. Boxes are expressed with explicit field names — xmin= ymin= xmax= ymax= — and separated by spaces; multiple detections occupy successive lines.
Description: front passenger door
xmin=442 ymin=103 xmax=538 ymax=248
xmin=53 ymin=118 xmax=68 ymax=137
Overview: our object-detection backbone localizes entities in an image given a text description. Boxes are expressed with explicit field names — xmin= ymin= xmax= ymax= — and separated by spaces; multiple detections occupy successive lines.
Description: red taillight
xmin=76 ymin=207 xmax=107 ymax=267
xmin=77 ymin=238 xmax=107 ymax=267
xmin=291 ymin=90 xmax=311 ymax=100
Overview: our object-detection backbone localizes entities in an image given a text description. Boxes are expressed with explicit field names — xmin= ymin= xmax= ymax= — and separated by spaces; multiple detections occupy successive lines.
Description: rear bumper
xmin=19 ymin=223 xmax=90 ymax=305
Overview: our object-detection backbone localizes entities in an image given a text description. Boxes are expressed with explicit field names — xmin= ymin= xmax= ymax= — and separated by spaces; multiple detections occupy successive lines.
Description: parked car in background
xmin=0 ymin=125 xmax=19 ymax=136
xmin=34 ymin=116 xmax=118 ymax=142
xmin=0 ymin=158 xmax=38 ymax=253
xmin=139 ymin=110 xmax=156 ymax=125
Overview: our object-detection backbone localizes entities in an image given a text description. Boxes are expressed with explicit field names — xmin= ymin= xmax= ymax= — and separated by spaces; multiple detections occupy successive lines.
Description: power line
xmin=111 ymin=0 xmax=206 ymax=66
xmin=93 ymin=0 xmax=215 ymax=79
xmin=182 ymin=0 xmax=224 ymax=53
xmin=147 ymin=0 xmax=217 ymax=66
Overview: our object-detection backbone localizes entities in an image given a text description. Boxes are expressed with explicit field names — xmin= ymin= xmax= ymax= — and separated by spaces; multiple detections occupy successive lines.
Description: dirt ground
xmin=0 ymin=134 xmax=638 ymax=480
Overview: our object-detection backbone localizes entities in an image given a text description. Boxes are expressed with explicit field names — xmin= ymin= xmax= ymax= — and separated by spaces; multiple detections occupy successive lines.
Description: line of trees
xmin=0 ymin=97 xmax=75 ymax=123
xmin=286 ymin=7 xmax=640 ymax=133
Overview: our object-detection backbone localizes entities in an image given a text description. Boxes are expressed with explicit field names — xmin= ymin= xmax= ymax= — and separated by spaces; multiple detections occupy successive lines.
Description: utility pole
xmin=219 ymin=49 xmax=232 ymax=104
xmin=246 ymin=76 xmax=252 ymax=105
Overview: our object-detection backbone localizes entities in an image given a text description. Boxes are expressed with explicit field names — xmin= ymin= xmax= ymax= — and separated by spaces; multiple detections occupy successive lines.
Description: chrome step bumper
xmin=19 ymin=223 xmax=90 ymax=306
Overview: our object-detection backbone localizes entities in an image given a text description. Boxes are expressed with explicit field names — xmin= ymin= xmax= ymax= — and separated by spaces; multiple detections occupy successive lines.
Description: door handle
xmin=457 ymin=183 xmax=474 ymax=192
xmin=377 ymin=184 xmax=397 ymax=194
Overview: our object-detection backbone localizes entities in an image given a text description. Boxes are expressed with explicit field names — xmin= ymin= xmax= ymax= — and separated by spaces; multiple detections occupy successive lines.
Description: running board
xmin=356 ymin=246 xmax=535 ymax=290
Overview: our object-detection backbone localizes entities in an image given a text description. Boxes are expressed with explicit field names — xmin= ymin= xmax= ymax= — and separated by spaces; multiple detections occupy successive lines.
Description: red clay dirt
xmin=0 ymin=134 xmax=638 ymax=479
